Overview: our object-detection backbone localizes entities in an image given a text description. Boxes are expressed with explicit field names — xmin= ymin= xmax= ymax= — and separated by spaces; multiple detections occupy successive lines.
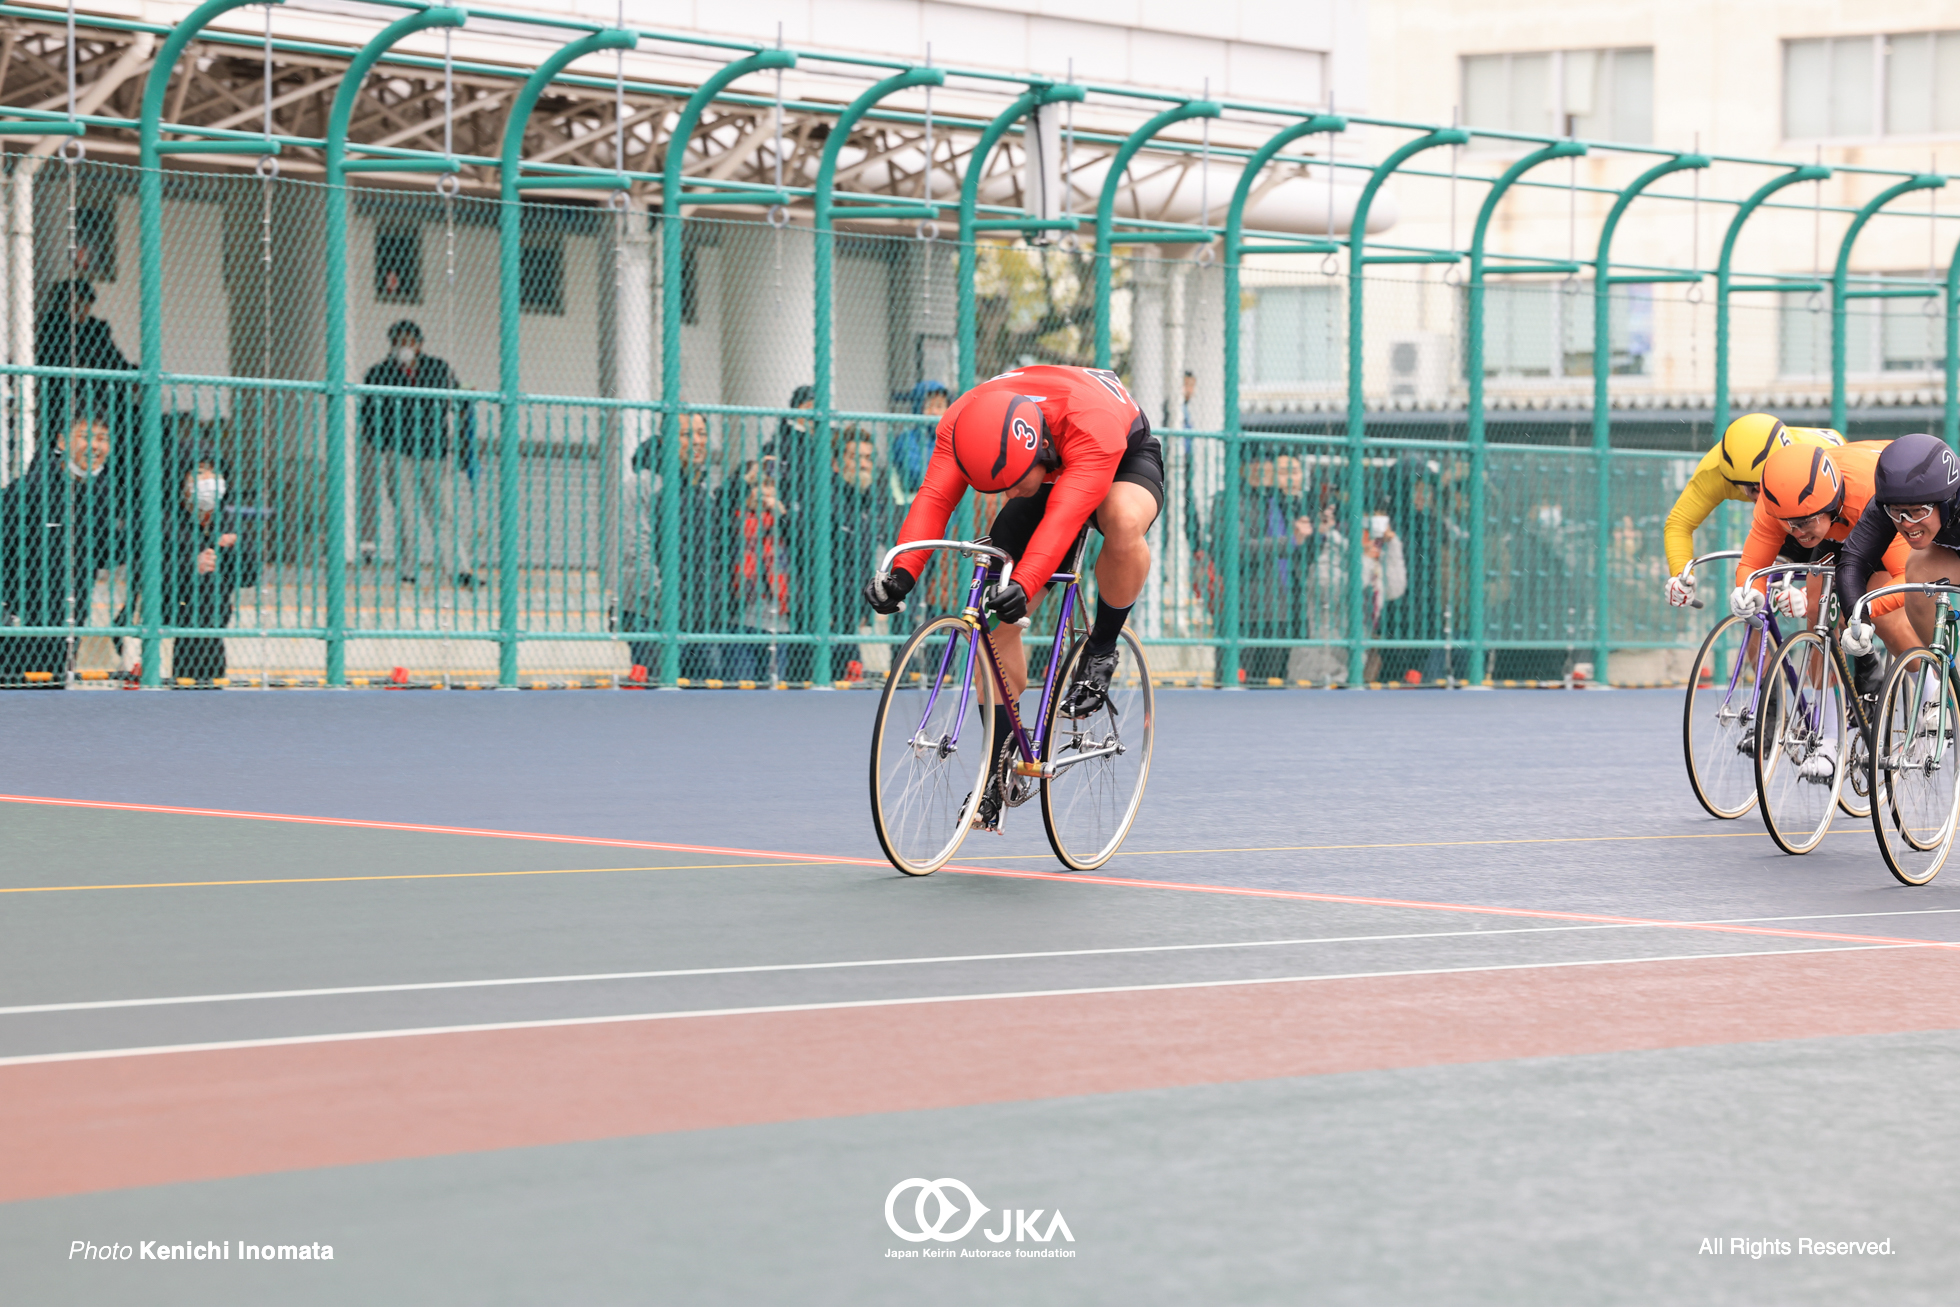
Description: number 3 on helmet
xmin=952 ymin=391 xmax=1051 ymax=492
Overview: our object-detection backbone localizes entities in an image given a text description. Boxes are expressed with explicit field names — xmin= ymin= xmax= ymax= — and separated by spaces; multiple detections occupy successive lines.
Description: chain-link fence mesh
xmin=0 ymin=159 xmax=1908 ymax=690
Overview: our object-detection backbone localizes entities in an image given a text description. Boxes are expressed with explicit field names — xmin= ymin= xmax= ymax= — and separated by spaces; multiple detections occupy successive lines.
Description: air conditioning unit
xmin=1385 ymin=333 xmax=1454 ymax=404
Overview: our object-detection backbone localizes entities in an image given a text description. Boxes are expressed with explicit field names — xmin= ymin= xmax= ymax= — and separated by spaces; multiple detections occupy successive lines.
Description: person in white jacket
xmin=1300 ymin=505 xmax=1408 ymax=684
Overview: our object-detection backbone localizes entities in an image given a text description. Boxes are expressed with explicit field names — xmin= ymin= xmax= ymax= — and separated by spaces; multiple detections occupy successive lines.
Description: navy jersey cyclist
xmin=1838 ymin=432 xmax=1960 ymax=659
xmin=864 ymin=365 xmax=1164 ymax=828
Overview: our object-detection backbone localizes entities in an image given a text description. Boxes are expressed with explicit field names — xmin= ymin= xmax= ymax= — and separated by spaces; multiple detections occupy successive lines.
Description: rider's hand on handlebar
xmin=1770 ymin=584 xmax=1807 ymax=619
xmin=865 ymin=568 xmax=914 ymax=615
xmin=986 ymin=580 xmax=1029 ymax=626
xmin=1729 ymin=586 xmax=1765 ymax=619
xmin=1842 ymin=621 xmax=1876 ymax=657
xmin=1664 ymin=573 xmax=1697 ymax=608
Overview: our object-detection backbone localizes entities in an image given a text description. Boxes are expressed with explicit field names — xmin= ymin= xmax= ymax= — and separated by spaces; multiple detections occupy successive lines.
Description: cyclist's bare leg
xmin=1092 ymin=481 xmax=1159 ymax=608
xmin=1901 ymin=545 xmax=1960 ymax=646
xmin=993 ymin=611 xmax=1030 ymax=700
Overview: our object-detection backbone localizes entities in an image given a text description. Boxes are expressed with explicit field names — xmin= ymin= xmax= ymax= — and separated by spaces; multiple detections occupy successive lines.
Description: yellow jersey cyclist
xmin=1662 ymin=412 xmax=1846 ymax=609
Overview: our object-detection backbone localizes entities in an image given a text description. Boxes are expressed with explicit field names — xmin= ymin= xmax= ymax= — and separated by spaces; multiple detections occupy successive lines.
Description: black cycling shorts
xmin=984 ymin=414 xmax=1164 ymax=575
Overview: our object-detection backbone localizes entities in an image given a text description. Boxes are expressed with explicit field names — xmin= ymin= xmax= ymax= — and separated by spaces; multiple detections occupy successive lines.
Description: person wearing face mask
xmin=149 ymin=450 xmax=259 ymax=684
xmin=0 ymin=416 xmax=121 ymax=686
xmin=358 ymin=320 xmax=477 ymax=590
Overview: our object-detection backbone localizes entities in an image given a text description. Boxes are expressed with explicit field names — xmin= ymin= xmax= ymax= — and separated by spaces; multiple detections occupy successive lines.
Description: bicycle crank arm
xmin=1027 ymin=744 xmax=1125 ymax=776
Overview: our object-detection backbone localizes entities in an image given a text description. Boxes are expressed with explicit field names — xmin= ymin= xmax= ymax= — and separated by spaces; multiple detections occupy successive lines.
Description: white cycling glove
xmin=1729 ymin=586 xmax=1765 ymax=619
xmin=1771 ymin=585 xmax=1807 ymax=619
xmin=1841 ymin=622 xmax=1875 ymax=657
xmin=1664 ymin=574 xmax=1697 ymax=608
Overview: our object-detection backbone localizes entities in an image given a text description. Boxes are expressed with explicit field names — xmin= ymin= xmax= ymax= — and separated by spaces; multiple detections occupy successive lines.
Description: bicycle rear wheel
xmin=1039 ymin=630 xmax=1153 ymax=871
xmin=1683 ymin=614 xmax=1763 ymax=819
xmin=1871 ymin=649 xmax=1960 ymax=886
xmin=869 ymin=615 xmax=993 ymax=876
xmin=1754 ymin=631 xmax=1845 ymax=854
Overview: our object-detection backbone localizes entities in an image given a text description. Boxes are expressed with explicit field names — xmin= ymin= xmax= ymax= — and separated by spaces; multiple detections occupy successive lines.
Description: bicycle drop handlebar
xmin=1850 ymin=581 xmax=1960 ymax=628
xmin=1678 ymin=549 xmax=1743 ymax=610
xmin=875 ymin=540 xmax=1026 ymax=625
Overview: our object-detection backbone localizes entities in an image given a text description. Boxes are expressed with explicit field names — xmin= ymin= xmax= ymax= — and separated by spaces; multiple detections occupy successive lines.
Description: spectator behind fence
xmin=831 ymin=424 xmax=893 ymax=679
xmin=34 ymin=279 xmax=135 ymax=450
xmin=1300 ymin=498 xmax=1408 ymax=684
xmin=0 ymin=416 xmax=119 ymax=687
xmin=151 ymin=449 xmax=260 ymax=684
xmin=1375 ymin=455 xmax=1466 ymax=684
xmin=1211 ymin=445 xmax=1315 ymax=683
xmin=621 ymin=411 xmax=725 ymax=681
xmin=729 ymin=469 xmax=793 ymax=683
xmin=358 ymin=319 xmax=479 ymax=590
xmin=888 ymin=380 xmax=949 ymax=500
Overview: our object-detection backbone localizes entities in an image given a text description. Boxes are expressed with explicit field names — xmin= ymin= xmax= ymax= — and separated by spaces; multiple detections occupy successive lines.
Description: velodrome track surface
xmin=2 ymin=688 xmax=1958 ymax=1304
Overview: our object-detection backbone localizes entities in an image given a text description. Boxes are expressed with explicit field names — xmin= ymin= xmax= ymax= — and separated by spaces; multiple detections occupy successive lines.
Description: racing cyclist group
xmin=863 ymin=372 xmax=1960 ymax=829
xmin=1666 ymin=410 xmax=1960 ymax=781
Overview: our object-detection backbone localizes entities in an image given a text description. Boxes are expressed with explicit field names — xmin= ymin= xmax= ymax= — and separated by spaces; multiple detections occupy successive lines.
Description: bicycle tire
xmin=869 ymin=615 xmax=994 ymax=876
xmin=1683 ymin=614 xmax=1764 ymax=820
xmin=1753 ymin=631 xmax=1846 ymax=855
xmin=1039 ymin=629 xmax=1154 ymax=871
xmin=1871 ymin=649 xmax=1960 ymax=886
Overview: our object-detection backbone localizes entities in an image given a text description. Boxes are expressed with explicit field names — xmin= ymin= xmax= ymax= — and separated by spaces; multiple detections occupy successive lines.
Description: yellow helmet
xmin=1717 ymin=414 xmax=1841 ymax=484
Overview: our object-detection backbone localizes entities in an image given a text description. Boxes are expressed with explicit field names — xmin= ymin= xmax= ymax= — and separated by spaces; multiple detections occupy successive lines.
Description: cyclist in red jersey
xmin=865 ymin=365 xmax=1164 ymax=829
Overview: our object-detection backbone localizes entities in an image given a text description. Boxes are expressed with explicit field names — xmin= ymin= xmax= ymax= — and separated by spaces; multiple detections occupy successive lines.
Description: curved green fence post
xmin=657 ymin=49 xmax=794 ymax=686
xmin=1093 ymin=99 xmax=1221 ymax=368
xmin=812 ymin=66 xmax=943 ymax=686
xmin=1218 ymin=113 xmax=1345 ymax=689
xmin=1466 ymin=139 xmax=1585 ymax=684
xmin=1832 ymin=174 xmax=1945 ymax=432
xmin=498 ymin=27 xmax=637 ymax=686
xmin=1714 ymin=165 xmax=1829 ymax=441
xmin=323 ymin=6 xmax=467 ymax=688
xmin=138 ymin=0 xmax=279 ymax=686
xmin=956 ymin=82 xmax=1083 ymax=392
xmin=1591 ymin=151 xmax=1707 ymax=682
xmin=1342 ymin=127 xmax=1467 ymax=686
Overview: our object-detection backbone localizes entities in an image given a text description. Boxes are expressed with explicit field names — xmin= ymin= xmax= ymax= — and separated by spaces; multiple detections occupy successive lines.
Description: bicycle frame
xmin=877 ymin=538 xmax=1094 ymax=780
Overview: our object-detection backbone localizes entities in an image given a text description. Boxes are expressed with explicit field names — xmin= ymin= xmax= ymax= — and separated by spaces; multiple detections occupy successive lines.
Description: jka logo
xmin=885 ymin=1177 xmax=1074 ymax=1244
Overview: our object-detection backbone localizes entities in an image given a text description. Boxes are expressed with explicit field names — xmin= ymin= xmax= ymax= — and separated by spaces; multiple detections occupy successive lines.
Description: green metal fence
xmin=1 ymin=2 xmax=1954 ymax=689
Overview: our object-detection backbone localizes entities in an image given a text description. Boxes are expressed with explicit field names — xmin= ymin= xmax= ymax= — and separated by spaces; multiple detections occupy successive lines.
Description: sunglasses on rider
xmin=1885 ymin=503 xmax=1937 ymax=525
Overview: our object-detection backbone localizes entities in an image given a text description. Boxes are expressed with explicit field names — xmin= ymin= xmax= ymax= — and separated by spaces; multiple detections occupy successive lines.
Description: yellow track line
xmin=0 ymin=860 xmax=845 ymax=895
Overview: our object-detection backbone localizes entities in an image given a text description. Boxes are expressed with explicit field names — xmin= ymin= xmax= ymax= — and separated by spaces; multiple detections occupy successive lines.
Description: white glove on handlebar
xmin=1841 ymin=621 xmax=1875 ymax=657
xmin=1771 ymin=585 xmax=1807 ymax=619
xmin=1664 ymin=574 xmax=1697 ymax=608
xmin=1729 ymin=586 xmax=1765 ymax=619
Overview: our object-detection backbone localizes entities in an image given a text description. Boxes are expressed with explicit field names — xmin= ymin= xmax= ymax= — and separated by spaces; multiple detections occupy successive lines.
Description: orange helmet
xmin=950 ymin=389 xmax=1050 ymax=492
xmin=1759 ymin=443 xmax=1845 ymax=521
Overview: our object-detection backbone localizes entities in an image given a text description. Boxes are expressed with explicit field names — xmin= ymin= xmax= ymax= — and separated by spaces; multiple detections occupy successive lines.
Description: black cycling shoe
xmin=971 ymin=784 xmax=1004 ymax=833
xmin=968 ymin=737 xmax=1017 ymax=832
xmin=1061 ymin=647 xmax=1120 ymax=718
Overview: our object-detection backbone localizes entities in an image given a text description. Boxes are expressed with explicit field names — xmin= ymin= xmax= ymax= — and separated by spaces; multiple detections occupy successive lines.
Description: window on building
xmin=1779 ymin=279 xmax=1948 ymax=375
xmin=519 ymin=239 xmax=565 ymax=315
xmin=374 ymin=225 xmax=421 ymax=304
xmin=1471 ymin=281 xmax=1651 ymax=379
xmin=1241 ymin=285 xmax=1341 ymax=385
xmin=1461 ymin=48 xmax=1653 ymax=145
xmin=1785 ymin=32 xmax=1960 ymax=140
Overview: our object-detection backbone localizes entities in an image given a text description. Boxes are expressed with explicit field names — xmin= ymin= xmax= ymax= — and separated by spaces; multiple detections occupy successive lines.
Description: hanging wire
xmin=443 ymin=26 xmax=454 ymax=160
xmin=614 ymin=0 xmax=626 ymax=174
xmin=1444 ymin=104 xmax=1460 ymax=285
xmin=1198 ymin=77 xmax=1210 ymax=234
xmin=1062 ymin=58 xmax=1074 ymax=218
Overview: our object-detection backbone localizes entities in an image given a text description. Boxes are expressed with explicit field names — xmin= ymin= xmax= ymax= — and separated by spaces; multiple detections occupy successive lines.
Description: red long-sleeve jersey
xmin=890 ymin=366 xmax=1143 ymax=594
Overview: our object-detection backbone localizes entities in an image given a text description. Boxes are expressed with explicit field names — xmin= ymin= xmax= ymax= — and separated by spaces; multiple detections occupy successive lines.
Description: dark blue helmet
xmin=1874 ymin=433 xmax=1960 ymax=505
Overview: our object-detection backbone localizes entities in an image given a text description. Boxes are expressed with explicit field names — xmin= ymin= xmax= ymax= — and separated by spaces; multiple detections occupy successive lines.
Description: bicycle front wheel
xmin=869 ymin=615 xmax=993 ymax=876
xmin=1871 ymin=649 xmax=1960 ymax=886
xmin=1754 ymin=631 xmax=1846 ymax=855
xmin=1039 ymin=630 xmax=1153 ymax=871
xmin=1683 ymin=614 xmax=1763 ymax=819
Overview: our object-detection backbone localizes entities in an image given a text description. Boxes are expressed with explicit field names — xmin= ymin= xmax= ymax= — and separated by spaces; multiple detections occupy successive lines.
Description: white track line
xmin=0 ymin=943 xmax=1913 ymax=1069
xmin=7 ymin=910 xmax=1955 ymax=1019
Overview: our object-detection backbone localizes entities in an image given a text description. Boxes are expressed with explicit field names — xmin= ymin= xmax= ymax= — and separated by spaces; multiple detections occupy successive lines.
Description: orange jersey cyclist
xmin=863 ymin=365 xmax=1163 ymax=830
xmin=1730 ymin=440 xmax=1912 ymax=713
